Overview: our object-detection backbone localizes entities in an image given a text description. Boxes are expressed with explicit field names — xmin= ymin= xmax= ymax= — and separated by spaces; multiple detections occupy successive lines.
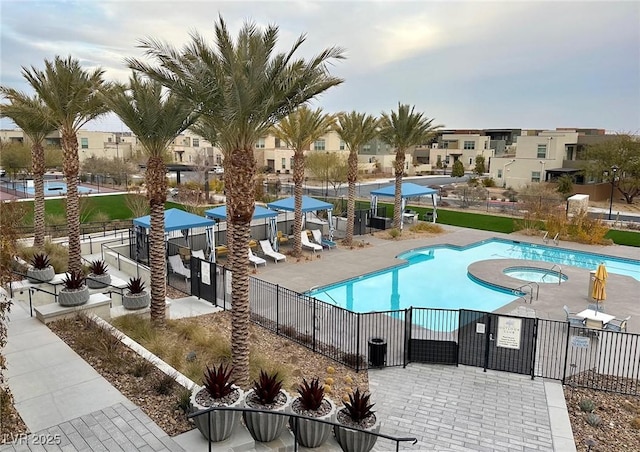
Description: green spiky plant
xmin=297 ymin=377 xmax=325 ymax=411
xmin=126 ymin=277 xmax=146 ymax=295
xmin=343 ymin=388 xmax=375 ymax=422
xmin=62 ymin=270 xmax=85 ymax=290
xmin=252 ymin=370 xmax=283 ymax=405
xmin=31 ymin=253 xmax=51 ymax=270
xmin=203 ymin=363 xmax=235 ymax=399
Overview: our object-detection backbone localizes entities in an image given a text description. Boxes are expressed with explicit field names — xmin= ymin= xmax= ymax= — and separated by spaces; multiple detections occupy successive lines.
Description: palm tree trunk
xmin=147 ymin=156 xmax=167 ymax=327
xmin=393 ymin=151 xmax=405 ymax=230
xmin=62 ymin=130 xmax=81 ymax=273
xmin=292 ymin=150 xmax=304 ymax=257
xmin=32 ymin=143 xmax=46 ymax=249
xmin=226 ymin=146 xmax=256 ymax=387
xmin=344 ymin=149 xmax=358 ymax=246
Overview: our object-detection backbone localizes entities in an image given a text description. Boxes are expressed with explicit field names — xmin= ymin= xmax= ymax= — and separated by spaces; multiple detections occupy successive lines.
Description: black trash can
xmin=368 ymin=338 xmax=387 ymax=368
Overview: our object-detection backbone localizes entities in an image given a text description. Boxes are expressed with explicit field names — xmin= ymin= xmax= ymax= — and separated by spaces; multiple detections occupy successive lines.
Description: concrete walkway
xmin=0 ymin=296 xmax=185 ymax=452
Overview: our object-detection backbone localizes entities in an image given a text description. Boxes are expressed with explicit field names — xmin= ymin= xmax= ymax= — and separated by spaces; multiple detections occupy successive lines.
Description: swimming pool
xmin=13 ymin=181 xmax=94 ymax=196
xmin=307 ymin=238 xmax=640 ymax=313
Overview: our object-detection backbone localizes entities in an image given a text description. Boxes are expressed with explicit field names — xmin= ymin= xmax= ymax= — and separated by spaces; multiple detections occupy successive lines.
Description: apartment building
xmin=0 ymin=129 xmax=137 ymax=161
xmin=428 ymin=133 xmax=495 ymax=174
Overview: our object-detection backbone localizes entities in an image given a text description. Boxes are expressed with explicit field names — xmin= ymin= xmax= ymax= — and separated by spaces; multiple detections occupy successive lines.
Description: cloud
xmin=1 ymin=0 xmax=638 ymax=132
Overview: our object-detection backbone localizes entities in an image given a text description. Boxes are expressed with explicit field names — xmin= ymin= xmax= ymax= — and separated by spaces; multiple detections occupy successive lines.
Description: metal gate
xmin=458 ymin=310 xmax=537 ymax=376
xmin=190 ymin=257 xmax=217 ymax=305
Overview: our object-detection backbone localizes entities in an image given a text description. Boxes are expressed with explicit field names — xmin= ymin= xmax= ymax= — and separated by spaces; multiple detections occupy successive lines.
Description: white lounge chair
xmin=604 ymin=316 xmax=630 ymax=332
xmin=168 ymin=254 xmax=190 ymax=281
xmin=563 ymin=305 xmax=584 ymax=328
xmin=248 ymin=249 xmax=267 ymax=268
xmin=301 ymin=230 xmax=322 ymax=253
xmin=259 ymin=240 xmax=286 ymax=263
xmin=192 ymin=249 xmax=206 ymax=260
xmin=311 ymin=229 xmax=336 ymax=250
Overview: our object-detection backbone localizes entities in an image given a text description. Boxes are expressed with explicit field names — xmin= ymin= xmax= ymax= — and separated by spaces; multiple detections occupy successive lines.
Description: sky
xmin=1 ymin=0 xmax=639 ymax=133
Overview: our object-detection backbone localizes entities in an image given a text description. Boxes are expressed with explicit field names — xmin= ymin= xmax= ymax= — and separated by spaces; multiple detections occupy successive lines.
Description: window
xmin=445 ymin=155 xmax=450 ymax=164
xmin=281 ymin=158 xmax=286 ymax=169
xmin=256 ymin=138 xmax=266 ymax=149
xmin=290 ymin=158 xmax=294 ymax=169
xmin=339 ymin=140 xmax=345 ymax=150
xmin=275 ymin=138 xmax=281 ymax=148
xmin=537 ymin=144 xmax=547 ymax=159
xmin=314 ymin=139 xmax=325 ymax=151
xmin=107 ymin=137 xmax=112 ymax=143
xmin=463 ymin=141 xmax=475 ymax=150
xmin=362 ymin=144 xmax=371 ymax=152
xmin=80 ymin=138 xmax=89 ymax=149
xmin=531 ymin=171 xmax=541 ymax=183
xmin=469 ymin=158 xmax=473 ymax=165
xmin=216 ymin=155 xmax=222 ymax=165
xmin=192 ymin=138 xmax=199 ymax=147
xmin=497 ymin=169 xmax=503 ymax=178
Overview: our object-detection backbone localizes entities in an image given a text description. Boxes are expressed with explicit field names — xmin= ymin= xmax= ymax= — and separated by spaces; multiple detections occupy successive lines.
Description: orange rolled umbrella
xmin=591 ymin=263 xmax=608 ymax=302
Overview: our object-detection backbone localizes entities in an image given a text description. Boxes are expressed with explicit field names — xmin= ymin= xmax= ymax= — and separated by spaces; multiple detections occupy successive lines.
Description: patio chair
xmin=311 ymin=229 xmax=336 ymax=250
xmin=604 ymin=316 xmax=630 ymax=333
xmin=259 ymin=240 xmax=286 ymax=263
xmin=587 ymin=303 xmax=605 ymax=313
xmin=301 ymin=230 xmax=322 ymax=253
xmin=563 ymin=305 xmax=585 ymax=327
xmin=248 ymin=249 xmax=267 ymax=268
xmin=277 ymin=230 xmax=289 ymax=245
xmin=192 ymin=249 xmax=206 ymax=261
xmin=168 ymin=254 xmax=191 ymax=281
xmin=585 ymin=318 xmax=604 ymax=330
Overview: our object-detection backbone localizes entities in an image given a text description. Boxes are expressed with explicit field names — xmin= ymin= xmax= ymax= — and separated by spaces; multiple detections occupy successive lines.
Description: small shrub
xmin=483 ymin=178 xmax=496 ymax=187
xmin=297 ymin=378 xmax=325 ymax=411
xmin=340 ymin=352 xmax=365 ymax=368
xmin=91 ymin=211 xmax=111 ymax=224
xmin=387 ymin=228 xmax=401 ymax=239
xmin=130 ymin=359 xmax=154 ymax=378
xmin=343 ymin=388 xmax=375 ymax=422
xmin=126 ymin=277 xmax=146 ymax=294
xmin=202 ymin=363 xmax=235 ymax=399
xmin=175 ymin=386 xmax=192 ymax=413
xmin=31 ymin=253 xmax=51 ymax=269
xmin=585 ymin=413 xmax=602 ymax=427
xmin=631 ymin=417 xmax=640 ymax=429
xmin=154 ymin=373 xmax=176 ymax=395
xmin=252 ymin=370 xmax=283 ymax=405
xmin=579 ymin=399 xmax=596 ymax=413
xmin=62 ymin=270 xmax=85 ymax=290
xmin=88 ymin=259 xmax=108 ymax=275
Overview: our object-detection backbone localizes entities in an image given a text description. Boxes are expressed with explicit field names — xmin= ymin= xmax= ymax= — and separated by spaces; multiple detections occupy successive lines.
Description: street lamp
xmin=608 ymin=165 xmax=619 ymax=220
xmin=502 ymin=159 xmax=516 ymax=188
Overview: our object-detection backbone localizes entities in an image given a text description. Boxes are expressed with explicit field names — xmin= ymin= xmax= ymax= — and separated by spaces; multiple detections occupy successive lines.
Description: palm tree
xmin=21 ymin=56 xmax=108 ymax=273
xmin=0 ymin=91 xmax=56 ymax=248
xmin=378 ymin=103 xmax=442 ymax=229
xmin=101 ymin=73 xmax=197 ymax=326
xmin=128 ymin=16 xmax=344 ymax=386
xmin=272 ymin=107 xmax=335 ymax=256
xmin=333 ymin=111 xmax=379 ymax=246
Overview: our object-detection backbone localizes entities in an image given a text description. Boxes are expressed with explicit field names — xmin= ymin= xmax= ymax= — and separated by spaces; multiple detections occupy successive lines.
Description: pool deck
xmin=254 ymin=225 xmax=640 ymax=333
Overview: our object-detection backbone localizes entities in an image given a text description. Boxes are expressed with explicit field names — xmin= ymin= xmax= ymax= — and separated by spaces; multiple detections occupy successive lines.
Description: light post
xmin=324 ymin=151 xmax=329 ymax=198
xmin=608 ymin=165 xmax=618 ymax=220
xmin=502 ymin=159 xmax=516 ymax=188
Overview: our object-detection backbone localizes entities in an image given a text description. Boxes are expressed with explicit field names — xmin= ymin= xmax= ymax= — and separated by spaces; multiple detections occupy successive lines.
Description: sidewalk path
xmin=0 ymin=299 xmax=184 ymax=451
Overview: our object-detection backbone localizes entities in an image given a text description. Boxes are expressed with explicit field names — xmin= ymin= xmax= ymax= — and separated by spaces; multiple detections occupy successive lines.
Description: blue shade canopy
xmin=370 ymin=182 xmax=438 ymax=198
xmin=133 ymin=208 xmax=215 ymax=232
xmin=267 ymin=196 xmax=333 ymax=212
xmin=205 ymin=205 xmax=278 ymax=221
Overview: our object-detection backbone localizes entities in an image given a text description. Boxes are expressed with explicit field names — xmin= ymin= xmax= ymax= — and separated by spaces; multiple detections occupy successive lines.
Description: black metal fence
xmin=186 ymin=257 xmax=639 ymax=395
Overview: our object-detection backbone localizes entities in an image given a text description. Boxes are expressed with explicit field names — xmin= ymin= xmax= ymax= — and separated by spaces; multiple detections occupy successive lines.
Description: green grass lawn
xmin=14 ymin=194 xmax=640 ymax=247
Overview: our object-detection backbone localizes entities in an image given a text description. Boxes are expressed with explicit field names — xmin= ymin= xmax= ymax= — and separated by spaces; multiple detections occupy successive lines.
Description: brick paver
xmin=369 ymin=364 xmax=556 ymax=451
xmin=0 ymin=403 xmax=184 ymax=452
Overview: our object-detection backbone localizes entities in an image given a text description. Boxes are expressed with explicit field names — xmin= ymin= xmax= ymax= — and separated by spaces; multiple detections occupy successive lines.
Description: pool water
xmin=307 ymin=239 xmax=640 ymax=313
xmin=503 ymin=268 xmax=568 ymax=284
xmin=19 ymin=181 xmax=94 ymax=196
